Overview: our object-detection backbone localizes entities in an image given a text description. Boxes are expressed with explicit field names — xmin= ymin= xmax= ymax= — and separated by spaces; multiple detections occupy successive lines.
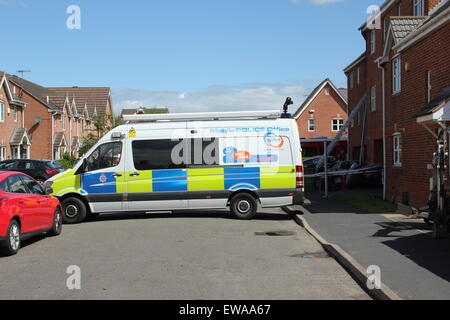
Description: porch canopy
xmin=9 ymin=128 xmax=31 ymax=146
xmin=415 ymin=88 xmax=450 ymax=138
xmin=416 ymin=87 xmax=450 ymax=124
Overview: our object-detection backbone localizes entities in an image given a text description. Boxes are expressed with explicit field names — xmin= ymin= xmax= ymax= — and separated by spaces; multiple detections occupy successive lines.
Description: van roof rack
xmin=122 ymin=110 xmax=281 ymax=122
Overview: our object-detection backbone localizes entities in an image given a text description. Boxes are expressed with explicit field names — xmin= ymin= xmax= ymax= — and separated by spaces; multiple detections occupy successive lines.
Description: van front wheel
xmin=61 ymin=197 xmax=87 ymax=224
xmin=230 ymin=193 xmax=257 ymax=220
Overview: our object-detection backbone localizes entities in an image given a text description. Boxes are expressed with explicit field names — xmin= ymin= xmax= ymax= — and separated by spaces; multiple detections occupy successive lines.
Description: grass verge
xmin=334 ymin=193 xmax=397 ymax=213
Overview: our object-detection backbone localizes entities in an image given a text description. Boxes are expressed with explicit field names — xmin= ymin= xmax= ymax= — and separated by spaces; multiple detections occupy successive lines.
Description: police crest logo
xmin=99 ymin=174 xmax=107 ymax=184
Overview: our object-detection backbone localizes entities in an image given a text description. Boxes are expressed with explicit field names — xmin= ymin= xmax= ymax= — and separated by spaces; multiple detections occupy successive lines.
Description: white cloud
xmin=112 ymin=82 xmax=310 ymax=115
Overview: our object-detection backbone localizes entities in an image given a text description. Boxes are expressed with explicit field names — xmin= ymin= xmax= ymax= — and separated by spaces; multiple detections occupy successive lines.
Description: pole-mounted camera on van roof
xmin=281 ymin=97 xmax=293 ymax=118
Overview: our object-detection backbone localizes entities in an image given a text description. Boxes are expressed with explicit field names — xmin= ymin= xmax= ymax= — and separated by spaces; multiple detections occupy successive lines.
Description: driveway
xmin=0 ymin=208 xmax=369 ymax=300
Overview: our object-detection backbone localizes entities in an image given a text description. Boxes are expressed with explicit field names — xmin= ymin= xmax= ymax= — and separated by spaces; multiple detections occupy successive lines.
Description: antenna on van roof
xmin=282 ymin=97 xmax=293 ymax=118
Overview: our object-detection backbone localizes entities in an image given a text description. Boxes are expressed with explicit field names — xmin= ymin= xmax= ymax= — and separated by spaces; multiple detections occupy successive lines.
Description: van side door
xmin=126 ymin=138 xmax=189 ymax=211
xmin=81 ymin=141 xmax=126 ymax=213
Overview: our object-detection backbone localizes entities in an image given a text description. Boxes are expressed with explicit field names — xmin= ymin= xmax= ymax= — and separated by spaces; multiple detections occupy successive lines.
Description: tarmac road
xmin=0 ymin=208 xmax=369 ymax=300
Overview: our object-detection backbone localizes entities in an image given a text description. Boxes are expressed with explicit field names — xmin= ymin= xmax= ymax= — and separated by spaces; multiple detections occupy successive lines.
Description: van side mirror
xmin=45 ymin=187 xmax=54 ymax=195
xmin=75 ymin=159 xmax=87 ymax=175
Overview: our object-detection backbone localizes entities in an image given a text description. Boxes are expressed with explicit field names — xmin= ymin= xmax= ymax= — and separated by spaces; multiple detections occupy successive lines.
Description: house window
xmin=357 ymin=67 xmax=360 ymax=85
xmin=0 ymin=101 xmax=4 ymax=122
xmin=427 ymin=71 xmax=432 ymax=102
xmin=393 ymin=134 xmax=402 ymax=167
xmin=308 ymin=119 xmax=316 ymax=132
xmin=393 ymin=56 xmax=402 ymax=94
xmin=384 ymin=19 xmax=389 ymax=41
xmin=371 ymin=86 xmax=377 ymax=111
xmin=413 ymin=0 xmax=424 ymax=16
xmin=349 ymin=72 xmax=354 ymax=89
xmin=13 ymin=106 xmax=17 ymax=122
xmin=325 ymin=88 xmax=330 ymax=95
xmin=62 ymin=114 xmax=66 ymax=130
xmin=11 ymin=146 xmax=19 ymax=160
xmin=332 ymin=118 xmax=344 ymax=132
xmin=370 ymin=30 xmax=376 ymax=54
xmin=0 ymin=146 xmax=6 ymax=161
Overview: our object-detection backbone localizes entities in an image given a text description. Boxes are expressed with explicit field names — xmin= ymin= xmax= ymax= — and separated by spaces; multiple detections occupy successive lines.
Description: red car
xmin=0 ymin=171 xmax=62 ymax=256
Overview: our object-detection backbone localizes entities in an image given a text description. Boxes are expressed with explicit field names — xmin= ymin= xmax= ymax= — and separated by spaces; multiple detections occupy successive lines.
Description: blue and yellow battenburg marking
xmin=80 ymin=166 xmax=296 ymax=195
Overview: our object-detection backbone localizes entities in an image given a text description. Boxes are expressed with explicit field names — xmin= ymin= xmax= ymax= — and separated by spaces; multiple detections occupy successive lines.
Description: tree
xmin=79 ymin=114 xmax=117 ymax=156
xmin=59 ymin=152 xmax=77 ymax=170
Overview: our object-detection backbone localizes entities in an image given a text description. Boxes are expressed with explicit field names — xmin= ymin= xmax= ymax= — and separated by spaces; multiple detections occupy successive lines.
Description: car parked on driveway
xmin=0 ymin=171 xmax=62 ymax=256
xmin=0 ymin=160 xmax=64 ymax=184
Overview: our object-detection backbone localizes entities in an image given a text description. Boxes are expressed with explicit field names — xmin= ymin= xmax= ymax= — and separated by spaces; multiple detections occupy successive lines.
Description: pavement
xmin=0 ymin=208 xmax=369 ymax=300
xmin=301 ymin=191 xmax=450 ymax=300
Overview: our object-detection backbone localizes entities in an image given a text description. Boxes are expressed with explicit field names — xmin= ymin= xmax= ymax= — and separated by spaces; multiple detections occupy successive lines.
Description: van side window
xmin=132 ymin=140 xmax=186 ymax=170
xmin=86 ymin=142 xmax=122 ymax=172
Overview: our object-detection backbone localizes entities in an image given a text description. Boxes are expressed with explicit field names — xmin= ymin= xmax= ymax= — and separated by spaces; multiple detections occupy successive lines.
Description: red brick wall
xmin=385 ymin=23 xmax=450 ymax=207
xmin=296 ymin=83 xmax=348 ymax=139
xmin=346 ymin=0 xmax=449 ymax=207
xmin=11 ymin=83 xmax=54 ymax=160
xmin=0 ymin=82 xmax=24 ymax=160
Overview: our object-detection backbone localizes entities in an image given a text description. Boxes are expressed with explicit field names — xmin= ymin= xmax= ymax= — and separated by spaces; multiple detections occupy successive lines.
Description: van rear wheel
xmin=61 ymin=197 xmax=87 ymax=224
xmin=230 ymin=193 xmax=257 ymax=220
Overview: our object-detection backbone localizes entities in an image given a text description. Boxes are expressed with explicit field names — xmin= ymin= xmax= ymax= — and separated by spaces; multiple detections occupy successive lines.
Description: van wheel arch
xmin=59 ymin=193 xmax=91 ymax=224
xmin=227 ymin=190 xmax=260 ymax=206
xmin=59 ymin=193 xmax=91 ymax=213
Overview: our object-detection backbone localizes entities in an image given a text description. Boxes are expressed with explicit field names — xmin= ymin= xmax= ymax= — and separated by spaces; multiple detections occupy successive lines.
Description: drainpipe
xmin=377 ymin=61 xmax=387 ymax=201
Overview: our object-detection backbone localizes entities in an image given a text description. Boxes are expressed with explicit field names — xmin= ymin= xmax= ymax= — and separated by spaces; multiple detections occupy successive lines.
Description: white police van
xmin=47 ymin=110 xmax=304 ymax=223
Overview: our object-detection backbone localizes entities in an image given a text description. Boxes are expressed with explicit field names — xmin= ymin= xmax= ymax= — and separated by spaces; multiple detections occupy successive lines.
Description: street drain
xmin=289 ymin=252 xmax=330 ymax=259
xmin=255 ymin=230 xmax=296 ymax=236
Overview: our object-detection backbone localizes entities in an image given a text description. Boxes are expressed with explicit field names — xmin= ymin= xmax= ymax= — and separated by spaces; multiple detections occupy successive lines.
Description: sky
xmin=0 ymin=0 xmax=384 ymax=114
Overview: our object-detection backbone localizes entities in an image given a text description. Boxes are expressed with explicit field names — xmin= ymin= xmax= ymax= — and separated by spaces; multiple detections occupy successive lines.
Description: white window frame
xmin=62 ymin=114 xmax=66 ymax=131
xmin=308 ymin=118 xmax=316 ymax=132
xmin=413 ymin=0 xmax=424 ymax=16
xmin=13 ymin=106 xmax=18 ymax=122
xmin=384 ymin=19 xmax=389 ymax=41
xmin=332 ymin=118 xmax=344 ymax=132
xmin=427 ymin=70 xmax=432 ymax=102
xmin=393 ymin=56 xmax=402 ymax=94
xmin=11 ymin=146 xmax=19 ymax=160
xmin=0 ymin=146 xmax=6 ymax=161
xmin=370 ymin=30 xmax=376 ymax=54
xmin=371 ymin=85 xmax=377 ymax=112
xmin=393 ymin=133 xmax=402 ymax=167
xmin=0 ymin=101 xmax=4 ymax=122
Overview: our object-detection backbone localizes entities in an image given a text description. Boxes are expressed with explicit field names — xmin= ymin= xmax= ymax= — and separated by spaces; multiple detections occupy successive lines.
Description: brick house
xmin=46 ymin=87 xmax=113 ymax=158
xmin=292 ymin=78 xmax=348 ymax=158
xmin=2 ymin=73 xmax=113 ymax=160
xmin=344 ymin=0 xmax=450 ymax=206
xmin=0 ymin=73 xmax=30 ymax=160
